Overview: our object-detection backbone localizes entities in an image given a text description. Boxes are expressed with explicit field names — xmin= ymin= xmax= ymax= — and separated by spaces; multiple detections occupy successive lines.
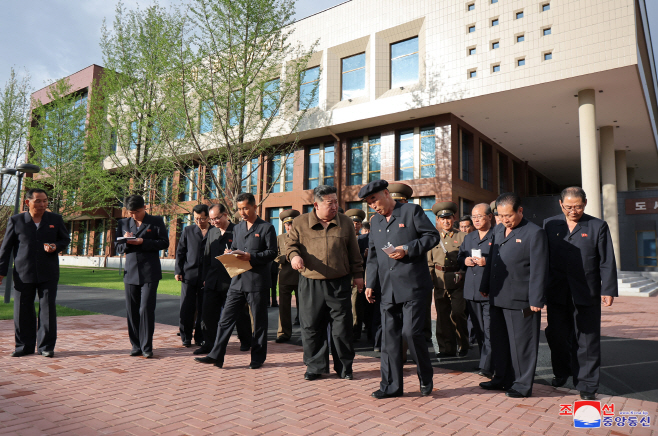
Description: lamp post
xmin=1 ymin=163 xmax=41 ymax=303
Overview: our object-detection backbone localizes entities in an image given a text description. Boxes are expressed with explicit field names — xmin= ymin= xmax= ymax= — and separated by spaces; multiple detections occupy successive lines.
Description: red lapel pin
xmin=255 ymin=234 xmax=260 ymax=237
xmin=581 ymin=233 xmax=588 ymax=237
xmin=516 ymin=239 xmax=522 ymax=243
xmin=399 ymin=223 xmax=405 ymax=228
xmin=49 ymin=225 xmax=55 ymax=228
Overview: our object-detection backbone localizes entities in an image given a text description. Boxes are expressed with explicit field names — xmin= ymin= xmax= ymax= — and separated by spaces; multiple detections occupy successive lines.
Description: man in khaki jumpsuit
xmin=346 ymin=209 xmax=368 ymax=341
xmin=275 ymin=209 xmax=301 ymax=343
xmin=427 ymin=202 xmax=468 ymax=358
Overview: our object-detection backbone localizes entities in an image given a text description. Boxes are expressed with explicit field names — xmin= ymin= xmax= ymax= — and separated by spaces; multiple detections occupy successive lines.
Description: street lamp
xmin=1 ymin=163 xmax=41 ymax=303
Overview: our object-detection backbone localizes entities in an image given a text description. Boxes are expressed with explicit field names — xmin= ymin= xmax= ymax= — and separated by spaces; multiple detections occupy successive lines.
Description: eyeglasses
xmin=471 ymin=215 xmax=489 ymax=220
xmin=562 ymin=205 xmax=585 ymax=212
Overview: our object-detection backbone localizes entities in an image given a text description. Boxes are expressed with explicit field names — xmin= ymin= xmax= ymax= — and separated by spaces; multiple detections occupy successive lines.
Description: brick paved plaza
xmin=0 ymin=297 xmax=656 ymax=436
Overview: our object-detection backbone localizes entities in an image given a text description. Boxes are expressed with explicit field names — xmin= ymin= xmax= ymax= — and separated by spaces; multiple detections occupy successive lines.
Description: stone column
xmin=600 ymin=126 xmax=621 ymax=269
xmin=578 ymin=89 xmax=601 ymax=218
xmin=615 ymin=150 xmax=628 ymax=191
xmin=627 ymin=167 xmax=636 ymax=191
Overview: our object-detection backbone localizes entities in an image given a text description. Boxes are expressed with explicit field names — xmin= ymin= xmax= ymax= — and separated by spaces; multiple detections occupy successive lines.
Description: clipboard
xmin=217 ymin=254 xmax=252 ymax=278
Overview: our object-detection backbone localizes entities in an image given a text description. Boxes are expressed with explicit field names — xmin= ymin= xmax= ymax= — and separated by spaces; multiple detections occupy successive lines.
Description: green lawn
xmin=59 ymin=267 xmax=182 ymax=295
xmin=0 ymin=300 xmax=97 ymax=320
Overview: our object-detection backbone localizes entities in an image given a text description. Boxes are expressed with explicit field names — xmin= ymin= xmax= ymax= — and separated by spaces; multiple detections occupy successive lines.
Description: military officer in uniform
xmin=427 ymin=202 xmax=468 ymax=358
xmin=480 ymin=192 xmax=548 ymax=398
xmin=275 ymin=209 xmax=301 ymax=343
xmin=361 ymin=180 xmax=440 ymax=398
xmin=346 ymin=208 xmax=368 ymax=341
xmin=458 ymin=203 xmax=495 ymax=377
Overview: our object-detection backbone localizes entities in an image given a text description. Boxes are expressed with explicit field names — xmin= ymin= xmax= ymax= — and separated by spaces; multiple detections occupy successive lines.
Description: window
xmin=492 ymin=41 xmax=500 ymax=49
xmin=459 ymin=129 xmax=474 ymax=183
xmin=229 ymin=90 xmax=243 ymax=127
xmin=180 ymin=214 xmax=192 ymax=232
xmin=77 ymin=220 xmax=90 ymax=256
xmin=468 ymin=25 xmax=476 ymax=33
xmin=544 ymin=52 xmax=553 ymax=61
xmin=159 ymin=216 xmax=170 ymax=258
xmin=491 ymin=0 xmax=498 ymax=3
xmin=303 ymin=204 xmax=314 ymax=214
xmin=267 ymin=208 xmax=281 ymax=236
xmin=418 ymin=197 xmax=436 ymax=225
xmin=368 ymin=135 xmax=381 ymax=182
xmin=307 ymin=144 xmax=334 ymax=189
xmin=65 ymin=224 xmax=72 ymax=254
xmin=517 ymin=34 xmax=525 ymax=43
xmin=542 ymin=3 xmax=550 ymax=12
xmin=158 ymin=174 xmax=173 ymax=203
xmin=391 ymin=37 xmax=419 ymax=88
xmin=110 ymin=130 xmax=117 ymax=153
xmin=341 ymin=53 xmax=366 ymax=100
xmin=517 ymin=58 xmax=526 ymax=66
xmin=93 ymin=220 xmax=106 ymax=256
xmin=241 ymin=158 xmax=259 ymax=194
xmin=199 ymin=100 xmax=213 ymax=134
xmin=349 ymin=139 xmax=364 ymax=185
xmin=498 ymin=153 xmax=509 ymax=194
xmin=398 ymin=129 xmax=414 ymax=180
xmin=206 ymin=165 xmax=225 ymax=199
xmin=481 ymin=142 xmax=493 ymax=190
xmin=516 ymin=11 xmax=524 ymax=19
xmin=637 ymin=231 xmax=657 ymax=267
xmin=183 ymin=167 xmax=199 ymax=201
xmin=420 ymin=127 xmax=436 ymax=178
xmin=271 ymin=152 xmax=294 ymax=193
xmin=467 ymin=3 xmax=475 ymax=11
xmin=491 ymin=18 xmax=499 ymax=26
xmin=469 ymin=70 xmax=477 ymax=78
xmin=460 ymin=198 xmax=475 ymax=216
xmin=492 ymin=65 xmax=500 ymax=73
xmin=130 ymin=121 xmax=138 ymax=150
xmin=299 ymin=66 xmax=320 ymax=110
xmin=262 ymin=78 xmax=280 ymax=118
xmin=468 ymin=47 xmax=476 ymax=56
xmin=543 ymin=27 xmax=552 ymax=36
xmin=513 ymin=160 xmax=523 ymax=193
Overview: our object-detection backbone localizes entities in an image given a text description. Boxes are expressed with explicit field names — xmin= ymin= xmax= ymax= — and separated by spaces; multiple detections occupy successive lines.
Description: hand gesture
xmin=291 ymin=255 xmax=305 ymax=271
xmin=365 ymin=288 xmax=376 ymax=303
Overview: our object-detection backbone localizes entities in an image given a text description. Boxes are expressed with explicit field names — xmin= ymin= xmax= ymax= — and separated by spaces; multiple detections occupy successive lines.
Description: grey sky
xmin=1 ymin=0 xmax=657 ymax=93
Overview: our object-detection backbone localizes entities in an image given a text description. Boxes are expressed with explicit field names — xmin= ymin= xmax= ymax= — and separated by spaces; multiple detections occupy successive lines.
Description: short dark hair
xmin=496 ymin=192 xmax=522 ymax=212
xmin=459 ymin=215 xmax=473 ymax=225
xmin=560 ymin=186 xmax=587 ymax=202
xmin=337 ymin=207 xmax=344 ymax=214
xmin=362 ymin=222 xmax=370 ymax=230
xmin=236 ymin=192 xmax=256 ymax=206
xmin=192 ymin=204 xmax=209 ymax=216
xmin=209 ymin=203 xmax=227 ymax=215
xmin=125 ymin=194 xmax=145 ymax=211
xmin=313 ymin=185 xmax=337 ymax=203
xmin=25 ymin=188 xmax=48 ymax=200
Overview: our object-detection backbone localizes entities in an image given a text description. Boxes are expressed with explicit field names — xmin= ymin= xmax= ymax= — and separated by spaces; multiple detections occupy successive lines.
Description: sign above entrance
xmin=625 ymin=198 xmax=658 ymax=215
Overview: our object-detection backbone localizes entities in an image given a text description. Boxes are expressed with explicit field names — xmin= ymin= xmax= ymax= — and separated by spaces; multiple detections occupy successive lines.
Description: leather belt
xmin=435 ymin=265 xmax=460 ymax=272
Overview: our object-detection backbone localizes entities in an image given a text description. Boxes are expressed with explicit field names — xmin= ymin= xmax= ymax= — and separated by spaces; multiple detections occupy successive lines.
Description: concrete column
xmin=600 ymin=126 xmax=621 ymax=269
xmin=615 ymin=150 xmax=628 ymax=191
xmin=627 ymin=167 xmax=636 ymax=191
xmin=578 ymin=89 xmax=602 ymax=218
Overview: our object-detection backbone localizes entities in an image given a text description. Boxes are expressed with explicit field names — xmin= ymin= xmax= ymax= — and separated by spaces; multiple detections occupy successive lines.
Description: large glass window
xmin=241 ymin=158 xmax=259 ymax=194
xmin=268 ymin=208 xmax=281 ymax=236
xmin=183 ymin=167 xmax=199 ymax=201
xmin=199 ymin=100 xmax=213 ymax=134
xmin=419 ymin=197 xmax=436 ymax=225
xmin=420 ymin=127 xmax=436 ymax=178
xmin=262 ymin=78 xmax=280 ymax=118
xmin=349 ymin=139 xmax=363 ymax=185
xmin=342 ymin=53 xmax=366 ymax=100
xmin=367 ymin=135 xmax=381 ymax=182
xmin=93 ymin=220 xmax=106 ymax=256
xmin=229 ymin=90 xmax=243 ymax=127
xmin=271 ymin=153 xmax=294 ymax=193
xmin=637 ymin=231 xmax=657 ymax=267
xmin=299 ymin=66 xmax=320 ymax=110
xmin=391 ymin=37 xmax=419 ymax=88
xmin=130 ymin=121 xmax=138 ymax=150
xmin=324 ymin=145 xmax=334 ymax=186
xmin=460 ymin=129 xmax=474 ymax=183
xmin=308 ymin=146 xmax=320 ymax=189
xmin=207 ymin=165 xmax=225 ymax=199
xmin=307 ymin=144 xmax=334 ymax=189
xmin=398 ymin=129 xmax=414 ymax=180
xmin=481 ymin=142 xmax=493 ymax=191
xmin=159 ymin=216 xmax=170 ymax=258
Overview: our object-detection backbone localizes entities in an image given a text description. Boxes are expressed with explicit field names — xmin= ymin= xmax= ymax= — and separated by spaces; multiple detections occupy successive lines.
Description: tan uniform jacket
xmin=276 ymin=233 xmax=299 ymax=286
xmin=427 ymin=230 xmax=466 ymax=291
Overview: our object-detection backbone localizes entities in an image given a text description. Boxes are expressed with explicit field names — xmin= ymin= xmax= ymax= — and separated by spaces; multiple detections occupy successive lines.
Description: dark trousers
xmin=270 ymin=266 xmax=278 ymax=304
xmin=490 ymin=305 xmax=541 ymax=397
xmin=201 ymin=287 xmax=251 ymax=351
xmin=380 ymin=297 xmax=434 ymax=394
xmin=370 ymin=288 xmax=382 ymax=348
xmin=125 ymin=282 xmax=158 ymax=353
xmin=299 ymin=275 xmax=354 ymax=377
xmin=468 ymin=300 xmax=492 ymax=372
xmin=277 ymin=284 xmax=297 ymax=339
xmin=546 ymin=299 xmax=602 ymax=393
xmin=13 ymin=279 xmax=58 ymax=353
xmin=423 ymin=292 xmax=432 ymax=340
xmin=208 ymin=289 xmax=268 ymax=364
xmin=179 ymin=282 xmax=204 ymax=343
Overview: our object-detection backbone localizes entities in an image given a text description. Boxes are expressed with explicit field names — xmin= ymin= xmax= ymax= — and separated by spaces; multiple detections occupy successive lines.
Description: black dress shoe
xmin=420 ymin=381 xmax=433 ymax=396
xmin=195 ymin=356 xmax=218 ymax=364
xmin=193 ymin=347 xmax=211 ymax=355
xmin=551 ymin=376 xmax=569 ymax=387
xmin=436 ymin=352 xmax=456 ymax=359
xmin=341 ymin=373 xmax=353 ymax=380
xmin=182 ymin=341 xmax=192 ymax=347
xmin=249 ymin=362 xmax=263 ymax=369
xmin=458 ymin=348 xmax=469 ymax=357
xmin=505 ymin=388 xmax=527 ymax=398
xmin=479 ymin=381 xmax=508 ymax=391
xmin=304 ymin=372 xmax=321 ymax=381
xmin=275 ymin=336 xmax=290 ymax=343
xmin=240 ymin=344 xmax=250 ymax=352
xmin=11 ymin=350 xmax=34 ymax=357
xmin=41 ymin=351 xmax=54 ymax=358
xmin=580 ymin=391 xmax=596 ymax=400
xmin=194 ymin=340 xmax=203 ymax=346
xmin=130 ymin=350 xmax=142 ymax=357
xmin=142 ymin=352 xmax=154 ymax=358
xmin=477 ymin=370 xmax=493 ymax=379
xmin=371 ymin=389 xmax=403 ymax=399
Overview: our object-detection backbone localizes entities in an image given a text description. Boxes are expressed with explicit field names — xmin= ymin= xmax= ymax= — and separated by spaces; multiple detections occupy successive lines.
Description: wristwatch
xmin=402 ymin=245 xmax=409 ymax=255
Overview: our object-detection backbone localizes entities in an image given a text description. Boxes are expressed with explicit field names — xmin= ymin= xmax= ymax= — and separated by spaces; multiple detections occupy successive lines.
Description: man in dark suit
xmin=480 ymin=193 xmax=548 ymax=398
xmin=362 ymin=180 xmax=440 ymax=398
xmin=543 ymin=187 xmax=618 ymax=400
xmin=275 ymin=209 xmax=300 ymax=343
xmin=115 ymin=195 xmax=169 ymax=358
xmin=0 ymin=188 xmax=70 ymax=358
xmin=175 ymin=204 xmax=210 ymax=347
xmin=194 ymin=203 xmax=250 ymax=355
xmin=195 ymin=193 xmax=277 ymax=369
xmin=458 ymin=203 xmax=495 ymax=378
